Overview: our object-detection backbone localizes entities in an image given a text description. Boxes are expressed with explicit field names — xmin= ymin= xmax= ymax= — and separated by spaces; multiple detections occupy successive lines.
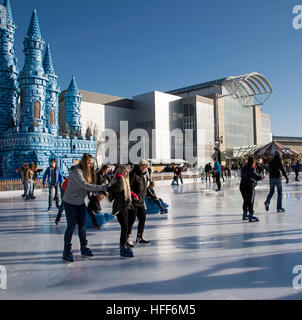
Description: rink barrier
xmin=152 ymin=173 xmax=201 ymax=181
xmin=0 ymin=179 xmax=43 ymax=191
xmin=0 ymin=173 xmax=201 ymax=191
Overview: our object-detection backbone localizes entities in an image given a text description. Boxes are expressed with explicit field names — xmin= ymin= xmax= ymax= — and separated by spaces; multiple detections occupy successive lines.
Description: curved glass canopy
xmin=222 ymin=72 xmax=273 ymax=107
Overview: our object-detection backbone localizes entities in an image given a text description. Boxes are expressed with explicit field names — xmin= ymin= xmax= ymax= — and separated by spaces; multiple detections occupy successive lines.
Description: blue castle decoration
xmin=0 ymin=1 xmax=96 ymax=178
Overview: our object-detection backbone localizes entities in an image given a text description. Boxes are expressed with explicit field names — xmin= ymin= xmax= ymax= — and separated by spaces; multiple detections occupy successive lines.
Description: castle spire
xmin=68 ymin=76 xmax=79 ymax=92
xmin=0 ymin=0 xmax=19 ymax=133
xmin=26 ymin=8 xmax=42 ymax=40
xmin=19 ymin=8 xmax=47 ymax=131
xmin=3 ymin=0 xmax=14 ymax=25
xmin=43 ymin=44 xmax=55 ymax=74
xmin=65 ymin=76 xmax=82 ymax=133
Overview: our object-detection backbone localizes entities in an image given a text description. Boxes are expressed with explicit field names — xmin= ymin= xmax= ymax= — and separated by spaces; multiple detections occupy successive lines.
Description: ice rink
xmin=1 ymin=175 xmax=302 ymax=300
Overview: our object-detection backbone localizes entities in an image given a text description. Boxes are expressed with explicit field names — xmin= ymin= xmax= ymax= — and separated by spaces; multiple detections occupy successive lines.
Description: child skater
xmin=147 ymin=181 xmax=168 ymax=214
xmin=87 ymin=191 xmax=107 ymax=229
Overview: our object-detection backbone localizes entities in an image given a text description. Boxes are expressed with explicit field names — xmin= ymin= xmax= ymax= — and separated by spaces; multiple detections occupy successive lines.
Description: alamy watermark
xmin=292 ymin=265 xmax=302 ymax=289
xmin=293 ymin=5 xmax=302 ymax=30
xmin=0 ymin=265 xmax=7 ymax=290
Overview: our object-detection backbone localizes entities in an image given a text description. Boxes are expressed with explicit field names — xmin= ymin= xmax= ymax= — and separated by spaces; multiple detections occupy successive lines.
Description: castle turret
xmin=0 ymin=0 xmax=19 ymax=133
xmin=65 ymin=76 xmax=82 ymax=133
xmin=19 ymin=8 xmax=48 ymax=132
xmin=43 ymin=44 xmax=60 ymax=135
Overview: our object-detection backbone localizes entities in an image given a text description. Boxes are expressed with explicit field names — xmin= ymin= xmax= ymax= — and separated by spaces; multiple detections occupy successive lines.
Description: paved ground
xmin=1 ymin=174 xmax=302 ymax=300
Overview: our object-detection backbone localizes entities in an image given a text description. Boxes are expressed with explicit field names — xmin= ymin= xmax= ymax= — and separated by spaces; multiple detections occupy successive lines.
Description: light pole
xmin=214 ymin=136 xmax=223 ymax=165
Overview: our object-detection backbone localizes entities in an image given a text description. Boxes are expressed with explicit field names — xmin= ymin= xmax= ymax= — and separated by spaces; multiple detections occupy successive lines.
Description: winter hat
xmin=139 ymin=160 xmax=149 ymax=168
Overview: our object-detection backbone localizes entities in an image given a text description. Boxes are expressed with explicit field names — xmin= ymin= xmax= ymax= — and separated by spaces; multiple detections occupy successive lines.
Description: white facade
xmin=133 ymin=91 xmax=183 ymax=161
xmin=261 ymin=114 xmax=273 ymax=145
xmin=195 ymin=97 xmax=215 ymax=166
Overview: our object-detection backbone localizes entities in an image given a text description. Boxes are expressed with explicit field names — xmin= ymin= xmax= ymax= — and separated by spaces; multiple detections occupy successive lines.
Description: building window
xmin=33 ymin=101 xmax=40 ymax=119
xmin=50 ymin=110 xmax=55 ymax=125
xmin=20 ymin=90 xmax=24 ymax=108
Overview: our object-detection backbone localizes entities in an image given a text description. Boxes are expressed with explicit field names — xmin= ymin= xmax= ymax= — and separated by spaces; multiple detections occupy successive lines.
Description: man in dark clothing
xmin=294 ymin=160 xmax=301 ymax=182
xmin=205 ymin=162 xmax=212 ymax=182
xmin=264 ymin=151 xmax=289 ymax=213
xmin=128 ymin=160 xmax=150 ymax=245
xmin=177 ymin=165 xmax=183 ymax=185
xmin=43 ymin=159 xmax=64 ymax=210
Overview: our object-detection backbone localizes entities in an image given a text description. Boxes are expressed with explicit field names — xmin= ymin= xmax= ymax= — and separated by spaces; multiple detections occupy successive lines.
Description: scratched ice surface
xmin=1 ymin=175 xmax=302 ymax=300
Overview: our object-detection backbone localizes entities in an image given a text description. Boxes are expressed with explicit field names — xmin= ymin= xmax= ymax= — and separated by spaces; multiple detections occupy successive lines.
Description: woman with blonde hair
xmin=108 ymin=165 xmax=138 ymax=258
xmin=62 ymin=153 xmax=107 ymax=262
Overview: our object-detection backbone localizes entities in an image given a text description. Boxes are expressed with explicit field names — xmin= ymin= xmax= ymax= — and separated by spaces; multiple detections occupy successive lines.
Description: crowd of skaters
xmin=16 ymin=153 xmax=301 ymax=261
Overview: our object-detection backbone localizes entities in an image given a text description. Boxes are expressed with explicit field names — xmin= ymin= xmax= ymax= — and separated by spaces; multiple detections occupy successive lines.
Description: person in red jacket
xmin=55 ymin=177 xmax=69 ymax=225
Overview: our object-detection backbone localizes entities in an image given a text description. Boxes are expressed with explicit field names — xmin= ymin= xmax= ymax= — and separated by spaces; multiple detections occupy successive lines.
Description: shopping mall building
xmin=59 ymin=72 xmax=273 ymax=166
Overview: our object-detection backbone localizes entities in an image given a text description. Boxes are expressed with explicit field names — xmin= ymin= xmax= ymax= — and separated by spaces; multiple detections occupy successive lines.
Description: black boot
xmin=249 ymin=212 xmax=259 ymax=223
xmin=242 ymin=212 xmax=249 ymax=221
xmin=80 ymin=240 xmax=94 ymax=257
xmin=63 ymin=244 xmax=74 ymax=262
xmin=136 ymin=234 xmax=150 ymax=245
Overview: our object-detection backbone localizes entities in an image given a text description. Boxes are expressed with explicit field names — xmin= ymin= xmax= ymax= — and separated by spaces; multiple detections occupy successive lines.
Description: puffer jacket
xmin=130 ymin=165 xmax=148 ymax=207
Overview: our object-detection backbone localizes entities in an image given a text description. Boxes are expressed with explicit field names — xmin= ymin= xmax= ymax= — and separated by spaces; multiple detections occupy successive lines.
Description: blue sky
xmin=9 ymin=0 xmax=302 ymax=136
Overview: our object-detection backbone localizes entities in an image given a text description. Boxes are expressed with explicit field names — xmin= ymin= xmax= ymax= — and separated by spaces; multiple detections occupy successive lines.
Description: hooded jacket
xmin=63 ymin=164 xmax=107 ymax=206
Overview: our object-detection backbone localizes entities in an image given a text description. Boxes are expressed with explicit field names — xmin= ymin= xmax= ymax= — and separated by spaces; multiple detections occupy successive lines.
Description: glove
xmin=131 ymin=192 xmax=139 ymax=201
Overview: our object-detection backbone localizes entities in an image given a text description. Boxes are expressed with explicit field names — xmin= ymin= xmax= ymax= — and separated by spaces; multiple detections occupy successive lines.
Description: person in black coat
xmin=240 ymin=157 xmax=264 ymax=222
xmin=264 ymin=151 xmax=289 ymax=213
xmin=128 ymin=160 xmax=150 ymax=246
xmin=96 ymin=165 xmax=111 ymax=186
xmin=108 ymin=165 xmax=137 ymax=257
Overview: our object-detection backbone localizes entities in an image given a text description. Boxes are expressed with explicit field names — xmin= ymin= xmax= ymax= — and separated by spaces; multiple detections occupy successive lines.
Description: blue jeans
xmin=149 ymin=198 xmax=164 ymax=209
xmin=64 ymin=202 xmax=87 ymax=245
xmin=266 ymin=178 xmax=283 ymax=211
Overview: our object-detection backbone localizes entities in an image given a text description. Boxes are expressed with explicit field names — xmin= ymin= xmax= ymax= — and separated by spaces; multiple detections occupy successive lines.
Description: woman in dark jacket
xmin=108 ymin=165 xmax=137 ymax=258
xmin=96 ymin=165 xmax=111 ymax=185
xmin=128 ymin=161 xmax=150 ymax=246
xmin=240 ymin=157 xmax=264 ymax=222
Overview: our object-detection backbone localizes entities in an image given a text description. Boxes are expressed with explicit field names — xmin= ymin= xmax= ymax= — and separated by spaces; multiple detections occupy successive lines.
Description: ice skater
xmin=19 ymin=162 xmax=28 ymax=198
xmin=43 ymin=159 xmax=64 ymax=210
xmin=62 ymin=153 xmax=108 ymax=262
xmin=24 ymin=164 xmax=34 ymax=201
xmin=213 ymin=157 xmax=222 ymax=191
xmin=55 ymin=177 xmax=69 ymax=225
xmin=87 ymin=192 xmax=107 ymax=229
xmin=146 ymin=181 xmax=168 ymax=214
xmin=240 ymin=157 xmax=264 ymax=222
xmin=204 ymin=162 xmax=212 ymax=183
xmin=128 ymin=160 xmax=150 ymax=246
xmin=264 ymin=151 xmax=289 ymax=213
xmin=294 ymin=160 xmax=301 ymax=182
xmin=108 ymin=165 xmax=137 ymax=258
xmin=96 ymin=165 xmax=111 ymax=185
